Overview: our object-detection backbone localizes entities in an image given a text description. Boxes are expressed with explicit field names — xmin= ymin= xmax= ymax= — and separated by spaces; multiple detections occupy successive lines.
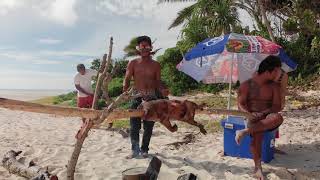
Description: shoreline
xmin=0 ymin=89 xmax=72 ymax=101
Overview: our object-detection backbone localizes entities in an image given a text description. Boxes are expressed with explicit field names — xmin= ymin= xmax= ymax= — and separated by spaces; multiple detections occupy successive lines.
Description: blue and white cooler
xmin=221 ymin=116 xmax=276 ymax=163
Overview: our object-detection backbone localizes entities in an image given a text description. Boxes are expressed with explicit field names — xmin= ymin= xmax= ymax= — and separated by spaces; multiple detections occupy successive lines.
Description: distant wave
xmin=0 ymin=89 xmax=74 ymax=101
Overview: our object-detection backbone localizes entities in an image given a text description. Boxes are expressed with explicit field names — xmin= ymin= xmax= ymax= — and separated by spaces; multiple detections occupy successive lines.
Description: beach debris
xmin=122 ymin=156 xmax=162 ymax=180
xmin=1 ymin=150 xmax=58 ymax=180
xmin=177 ymin=173 xmax=197 ymax=180
xmin=166 ymin=133 xmax=196 ymax=149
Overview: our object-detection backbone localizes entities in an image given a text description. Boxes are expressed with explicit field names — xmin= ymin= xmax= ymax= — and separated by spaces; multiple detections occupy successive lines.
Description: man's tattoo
xmin=250 ymin=80 xmax=260 ymax=98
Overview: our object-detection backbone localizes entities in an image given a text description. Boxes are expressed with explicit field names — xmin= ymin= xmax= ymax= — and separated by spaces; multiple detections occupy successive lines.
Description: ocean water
xmin=0 ymin=89 xmax=73 ymax=101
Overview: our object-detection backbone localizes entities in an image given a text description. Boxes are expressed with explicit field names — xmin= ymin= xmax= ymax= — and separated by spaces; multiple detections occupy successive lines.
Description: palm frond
xmin=157 ymin=0 xmax=196 ymax=4
xmin=168 ymin=3 xmax=197 ymax=29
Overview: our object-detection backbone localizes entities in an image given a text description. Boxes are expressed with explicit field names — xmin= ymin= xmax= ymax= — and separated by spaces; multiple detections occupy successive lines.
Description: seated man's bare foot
xmin=253 ymin=168 xmax=264 ymax=180
xmin=235 ymin=130 xmax=246 ymax=145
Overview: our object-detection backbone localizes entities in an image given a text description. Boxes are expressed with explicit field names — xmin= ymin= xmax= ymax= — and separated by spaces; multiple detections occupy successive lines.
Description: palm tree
xmin=164 ymin=0 xmax=239 ymax=36
xmin=257 ymin=0 xmax=276 ymax=42
xmin=123 ymin=37 xmax=162 ymax=58
xmin=123 ymin=37 xmax=138 ymax=58
xmin=159 ymin=0 xmax=276 ymax=42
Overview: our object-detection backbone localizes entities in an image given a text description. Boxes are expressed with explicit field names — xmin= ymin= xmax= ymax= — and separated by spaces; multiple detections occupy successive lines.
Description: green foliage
xmin=283 ymin=18 xmax=299 ymax=34
xmin=112 ymin=119 xmax=130 ymax=128
xmin=124 ymin=37 xmax=138 ymax=58
xmin=158 ymin=47 xmax=198 ymax=95
xmin=311 ymin=36 xmax=320 ymax=59
xmin=53 ymin=91 xmax=77 ymax=105
xmin=158 ymin=47 xmax=228 ymax=95
xmin=113 ymin=60 xmax=129 ymax=78
xmin=107 ymin=77 xmax=124 ymax=97
xmin=278 ymin=35 xmax=320 ymax=78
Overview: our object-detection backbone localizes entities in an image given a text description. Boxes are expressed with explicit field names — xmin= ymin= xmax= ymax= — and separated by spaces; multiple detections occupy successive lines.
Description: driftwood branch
xmin=2 ymin=150 xmax=58 ymax=180
xmin=92 ymin=54 xmax=108 ymax=109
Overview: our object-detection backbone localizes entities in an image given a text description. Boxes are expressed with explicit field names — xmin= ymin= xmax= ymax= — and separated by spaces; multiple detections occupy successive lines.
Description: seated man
xmin=236 ymin=55 xmax=284 ymax=179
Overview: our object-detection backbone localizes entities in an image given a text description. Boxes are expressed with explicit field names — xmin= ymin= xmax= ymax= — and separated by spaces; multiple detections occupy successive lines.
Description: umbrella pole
xmin=227 ymin=52 xmax=235 ymax=122
xmin=227 ymin=53 xmax=235 ymax=110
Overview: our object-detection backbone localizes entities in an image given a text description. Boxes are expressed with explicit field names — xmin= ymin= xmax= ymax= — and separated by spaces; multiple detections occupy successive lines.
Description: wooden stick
xmin=92 ymin=54 xmax=108 ymax=109
xmin=92 ymin=37 xmax=113 ymax=109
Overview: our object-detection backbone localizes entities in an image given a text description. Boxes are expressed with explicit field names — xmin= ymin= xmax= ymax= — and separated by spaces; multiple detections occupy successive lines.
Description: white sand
xmin=0 ymin=105 xmax=319 ymax=179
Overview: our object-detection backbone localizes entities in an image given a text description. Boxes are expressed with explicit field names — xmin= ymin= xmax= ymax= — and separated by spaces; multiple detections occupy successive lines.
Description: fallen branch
xmin=2 ymin=150 xmax=58 ymax=180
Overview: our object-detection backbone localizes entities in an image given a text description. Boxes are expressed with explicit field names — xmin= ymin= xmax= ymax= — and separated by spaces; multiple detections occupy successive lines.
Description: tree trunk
xmin=2 ymin=150 xmax=58 ymax=180
xmin=92 ymin=37 xmax=114 ymax=109
xmin=258 ymin=0 xmax=276 ymax=42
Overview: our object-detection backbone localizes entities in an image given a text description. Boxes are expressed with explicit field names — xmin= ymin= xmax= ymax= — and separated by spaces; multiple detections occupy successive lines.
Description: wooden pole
xmin=0 ymin=97 xmax=101 ymax=119
xmin=92 ymin=37 xmax=113 ymax=109
xmin=0 ymin=98 xmax=253 ymax=121
xmin=67 ymin=37 xmax=115 ymax=180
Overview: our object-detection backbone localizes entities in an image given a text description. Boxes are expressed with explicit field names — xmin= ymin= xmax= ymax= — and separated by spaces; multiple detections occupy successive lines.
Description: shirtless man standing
xmin=123 ymin=36 xmax=161 ymax=158
xmin=236 ymin=55 xmax=284 ymax=179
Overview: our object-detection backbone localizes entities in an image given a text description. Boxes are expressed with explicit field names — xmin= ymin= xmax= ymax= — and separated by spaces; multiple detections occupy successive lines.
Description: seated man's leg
xmin=141 ymin=120 xmax=155 ymax=155
xmin=236 ymin=113 xmax=283 ymax=144
xmin=250 ymin=132 xmax=263 ymax=177
xmin=249 ymin=113 xmax=283 ymax=133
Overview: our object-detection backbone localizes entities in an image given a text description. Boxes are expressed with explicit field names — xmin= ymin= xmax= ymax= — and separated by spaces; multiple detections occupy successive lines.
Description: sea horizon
xmin=0 ymin=89 xmax=74 ymax=101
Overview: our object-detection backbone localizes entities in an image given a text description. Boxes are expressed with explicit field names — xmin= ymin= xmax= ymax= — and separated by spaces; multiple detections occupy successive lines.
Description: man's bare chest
xmin=133 ymin=65 xmax=156 ymax=77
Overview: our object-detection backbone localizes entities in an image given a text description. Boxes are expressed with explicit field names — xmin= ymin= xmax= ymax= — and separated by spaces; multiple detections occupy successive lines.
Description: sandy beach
xmin=0 ymin=92 xmax=319 ymax=180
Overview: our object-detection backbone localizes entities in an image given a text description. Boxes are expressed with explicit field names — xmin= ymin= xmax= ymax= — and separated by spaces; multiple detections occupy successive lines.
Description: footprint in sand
xmin=23 ymin=148 xmax=35 ymax=156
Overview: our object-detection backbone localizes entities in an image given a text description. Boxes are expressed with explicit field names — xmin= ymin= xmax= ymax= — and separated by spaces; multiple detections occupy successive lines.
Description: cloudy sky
xmin=0 ymin=0 xmax=252 ymax=90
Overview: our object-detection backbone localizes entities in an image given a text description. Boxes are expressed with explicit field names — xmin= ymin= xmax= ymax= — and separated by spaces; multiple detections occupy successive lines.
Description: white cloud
xmin=0 ymin=0 xmax=21 ymax=15
xmin=38 ymin=38 xmax=63 ymax=45
xmin=0 ymin=51 xmax=62 ymax=65
xmin=44 ymin=0 xmax=78 ymax=26
xmin=0 ymin=70 xmax=74 ymax=89
xmin=96 ymin=0 xmax=194 ymax=21
xmin=0 ymin=0 xmax=78 ymax=26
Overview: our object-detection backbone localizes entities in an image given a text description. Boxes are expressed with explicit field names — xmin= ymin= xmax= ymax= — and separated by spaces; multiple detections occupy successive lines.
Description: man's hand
xmin=250 ymin=112 xmax=265 ymax=122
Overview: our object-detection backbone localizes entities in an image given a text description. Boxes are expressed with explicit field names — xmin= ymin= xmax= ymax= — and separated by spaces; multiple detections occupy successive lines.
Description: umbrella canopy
xmin=177 ymin=33 xmax=297 ymax=84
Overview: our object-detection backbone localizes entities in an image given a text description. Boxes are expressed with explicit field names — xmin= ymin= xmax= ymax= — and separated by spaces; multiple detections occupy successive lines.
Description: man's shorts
xmin=77 ymin=95 xmax=93 ymax=108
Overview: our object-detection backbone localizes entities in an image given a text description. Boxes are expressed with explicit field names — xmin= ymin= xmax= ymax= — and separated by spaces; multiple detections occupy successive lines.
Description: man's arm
xmin=237 ymin=82 xmax=250 ymax=113
xmin=271 ymin=83 xmax=282 ymax=113
xmin=75 ymin=84 xmax=93 ymax=96
xmin=123 ymin=60 xmax=134 ymax=92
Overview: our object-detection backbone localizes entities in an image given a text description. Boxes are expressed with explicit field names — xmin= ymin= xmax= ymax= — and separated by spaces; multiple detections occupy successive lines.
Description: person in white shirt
xmin=74 ymin=64 xmax=97 ymax=109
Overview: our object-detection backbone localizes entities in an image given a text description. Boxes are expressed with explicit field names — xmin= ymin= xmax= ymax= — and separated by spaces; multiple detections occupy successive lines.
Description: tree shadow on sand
xmin=265 ymin=140 xmax=320 ymax=179
xmin=154 ymin=153 xmax=253 ymax=179
xmin=151 ymin=141 xmax=320 ymax=179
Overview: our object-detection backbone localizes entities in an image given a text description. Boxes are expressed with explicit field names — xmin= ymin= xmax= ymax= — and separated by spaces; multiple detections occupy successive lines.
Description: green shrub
xmin=53 ymin=91 xmax=77 ymax=105
xmin=108 ymin=77 xmax=124 ymax=97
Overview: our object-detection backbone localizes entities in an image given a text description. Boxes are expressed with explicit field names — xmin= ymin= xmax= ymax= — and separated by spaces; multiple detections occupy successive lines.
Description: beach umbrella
xmin=177 ymin=33 xmax=297 ymax=109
